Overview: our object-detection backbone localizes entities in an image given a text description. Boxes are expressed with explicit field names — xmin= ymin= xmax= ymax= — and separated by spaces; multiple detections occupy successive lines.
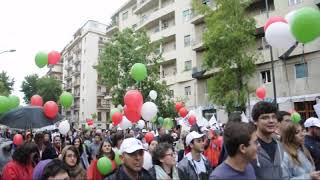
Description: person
xmin=155 ymin=127 xmax=166 ymax=142
xmin=0 ymin=139 xmax=13 ymax=177
xmin=59 ymin=145 xmax=86 ymax=179
xmin=210 ymin=122 xmax=257 ymax=179
xmin=2 ymin=142 xmax=40 ymax=180
xmin=105 ymin=137 xmax=154 ymax=180
xmin=34 ymin=133 xmax=45 ymax=158
xmin=281 ymin=122 xmax=320 ymax=179
xmin=204 ymin=128 xmax=222 ymax=168
xmin=83 ymin=130 xmax=92 ymax=147
xmin=149 ymin=142 xmax=180 ymax=180
xmin=42 ymin=159 xmax=70 ymax=180
xmin=111 ymin=131 xmax=124 ymax=153
xmin=250 ymin=101 xmax=284 ymax=179
xmin=42 ymin=135 xmax=60 ymax=160
xmin=274 ymin=111 xmax=291 ymax=139
xmin=304 ymin=117 xmax=320 ymax=171
xmin=177 ymin=131 xmax=212 ymax=180
xmin=72 ymin=137 xmax=90 ymax=169
xmin=90 ymin=134 xmax=102 ymax=160
xmin=32 ymin=159 xmax=52 ymax=180
xmin=25 ymin=131 xmax=33 ymax=143
xmin=148 ymin=140 xmax=158 ymax=155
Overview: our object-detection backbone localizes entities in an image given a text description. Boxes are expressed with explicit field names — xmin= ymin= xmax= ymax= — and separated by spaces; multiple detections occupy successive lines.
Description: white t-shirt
xmin=193 ymin=158 xmax=207 ymax=175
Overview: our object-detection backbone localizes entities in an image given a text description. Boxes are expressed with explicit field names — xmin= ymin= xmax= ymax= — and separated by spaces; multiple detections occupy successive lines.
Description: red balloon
xmin=112 ymin=112 xmax=123 ymax=126
xmin=48 ymin=51 xmax=61 ymax=65
xmin=175 ymin=102 xmax=184 ymax=112
xmin=43 ymin=101 xmax=59 ymax=119
xmin=264 ymin=16 xmax=287 ymax=32
xmin=124 ymin=90 xmax=143 ymax=110
xmin=144 ymin=132 xmax=154 ymax=143
xmin=13 ymin=134 xmax=23 ymax=145
xmin=188 ymin=115 xmax=197 ymax=125
xmin=30 ymin=95 xmax=43 ymax=106
xmin=124 ymin=106 xmax=141 ymax=123
xmin=179 ymin=107 xmax=188 ymax=118
xmin=86 ymin=119 xmax=94 ymax=125
xmin=256 ymin=87 xmax=266 ymax=100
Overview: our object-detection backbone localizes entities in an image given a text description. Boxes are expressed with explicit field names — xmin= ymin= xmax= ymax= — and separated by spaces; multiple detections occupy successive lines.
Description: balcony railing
xmin=192 ymin=67 xmax=206 ymax=79
xmin=97 ymin=91 xmax=106 ymax=97
xmin=97 ymin=103 xmax=111 ymax=109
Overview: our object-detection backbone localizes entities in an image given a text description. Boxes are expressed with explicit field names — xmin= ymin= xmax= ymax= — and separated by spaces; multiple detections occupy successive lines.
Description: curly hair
xmin=152 ymin=142 xmax=173 ymax=166
xmin=12 ymin=142 xmax=39 ymax=165
xmin=252 ymin=101 xmax=277 ymax=122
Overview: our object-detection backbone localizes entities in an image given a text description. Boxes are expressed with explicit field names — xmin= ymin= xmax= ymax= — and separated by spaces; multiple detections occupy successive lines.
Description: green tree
xmin=0 ymin=71 xmax=14 ymax=96
xmin=21 ymin=74 xmax=39 ymax=103
xmin=36 ymin=77 xmax=62 ymax=103
xmin=96 ymin=28 xmax=176 ymax=118
xmin=193 ymin=0 xmax=257 ymax=113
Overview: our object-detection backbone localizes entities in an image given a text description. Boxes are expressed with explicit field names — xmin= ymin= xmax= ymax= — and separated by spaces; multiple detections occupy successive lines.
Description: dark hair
xmin=42 ymin=159 xmax=69 ymax=180
xmin=228 ymin=112 xmax=242 ymax=122
xmin=152 ymin=142 xmax=173 ymax=165
xmin=97 ymin=139 xmax=115 ymax=160
xmin=72 ymin=137 xmax=83 ymax=155
xmin=12 ymin=142 xmax=39 ymax=165
xmin=159 ymin=134 xmax=174 ymax=144
xmin=34 ymin=133 xmax=44 ymax=145
xmin=252 ymin=101 xmax=277 ymax=122
xmin=111 ymin=131 xmax=124 ymax=147
xmin=223 ymin=122 xmax=256 ymax=157
xmin=62 ymin=146 xmax=80 ymax=166
xmin=277 ymin=111 xmax=291 ymax=122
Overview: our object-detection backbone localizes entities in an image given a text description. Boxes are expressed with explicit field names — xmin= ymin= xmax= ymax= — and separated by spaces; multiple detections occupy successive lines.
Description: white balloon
xmin=149 ymin=90 xmax=157 ymax=100
xmin=285 ymin=10 xmax=297 ymax=25
xmin=137 ymin=120 xmax=145 ymax=129
xmin=265 ymin=22 xmax=296 ymax=49
xmin=58 ymin=120 xmax=70 ymax=135
xmin=119 ymin=116 xmax=132 ymax=130
xmin=141 ymin=102 xmax=158 ymax=121
xmin=143 ymin=150 xmax=153 ymax=170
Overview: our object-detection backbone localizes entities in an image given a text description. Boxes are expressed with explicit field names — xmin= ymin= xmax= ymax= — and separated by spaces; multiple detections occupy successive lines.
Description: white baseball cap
xmin=186 ymin=131 xmax=205 ymax=146
xmin=119 ymin=138 xmax=144 ymax=155
xmin=304 ymin=117 xmax=320 ymax=128
xmin=142 ymin=129 xmax=148 ymax=133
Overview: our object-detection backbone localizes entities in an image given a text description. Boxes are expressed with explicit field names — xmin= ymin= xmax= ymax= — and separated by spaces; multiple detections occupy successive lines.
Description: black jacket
xmin=41 ymin=144 xmax=58 ymax=160
xmin=105 ymin=165 xmax=155 ymax=180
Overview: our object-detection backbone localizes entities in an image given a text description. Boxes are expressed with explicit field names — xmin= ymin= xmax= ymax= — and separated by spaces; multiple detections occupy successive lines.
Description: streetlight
xmin=0 ymin=49 xmax=16 ymax=54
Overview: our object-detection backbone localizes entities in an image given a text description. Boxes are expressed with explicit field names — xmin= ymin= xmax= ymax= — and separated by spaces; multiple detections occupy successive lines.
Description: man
xmin=250 ymin=101 xmax=284 ymax=179
xmin=210 ymin=122 xmax=258 ymax=179
xmin=304 ymin=117 xmax=320 ymax=170
xmin=90 ymin=134 xmax=102 ymax=160
xmin=177 ymin=131 xmax=212 ymax=180
xmin=155 ymin=126 xmax=166 ymax=142
xmin=106 ymin=137 xmax=153 ymax=180
xmin=42 ymin=135 xmax=61 ymax=160
xmin=274 ymin=111 xmax=291 ymax=139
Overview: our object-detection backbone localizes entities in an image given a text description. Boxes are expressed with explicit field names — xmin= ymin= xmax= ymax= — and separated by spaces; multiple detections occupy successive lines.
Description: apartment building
xmin=61 ymin=20 xmax=110 ymax=128
xmin=106 ymin=0 xmax=320 ymax=122
xmin=46 ymin=63 xmax=63 ymax=81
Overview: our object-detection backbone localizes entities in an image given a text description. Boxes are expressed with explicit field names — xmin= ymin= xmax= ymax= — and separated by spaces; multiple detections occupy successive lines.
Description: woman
xmin=87 ymin=139 xmax=118 ymax=180
xmin=60 ymin=145 xmax=86 ymax=179
xmin=111 ymin=131 xmax=124 ymax=153
xmin=281 ymin=123 xmax=320 ymax=179
xmin=149 ymin=142 xmax=180 ymax=180
xmin=72 ymin=136 xmax=90 ymax=169
xmin=148 ymin=140 xmax=158 ymax=154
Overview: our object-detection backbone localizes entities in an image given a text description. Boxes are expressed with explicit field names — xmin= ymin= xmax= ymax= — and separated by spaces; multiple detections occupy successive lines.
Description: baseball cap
xmin=142 ymin=129 xmax=148 ymax=133
xmin=186 ymin=131 xmax=205 ymax=146
xmin=119 ymin=137 xmax=144 ymax=155
xmin=304 ymin=117 xmax=320 ymax=128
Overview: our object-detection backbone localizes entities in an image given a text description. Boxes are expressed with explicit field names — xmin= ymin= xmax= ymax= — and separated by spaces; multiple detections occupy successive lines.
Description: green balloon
xmin=163 ymin=118 xmax=173 ymax=130
xmin=291 ymin=112 xmax=301 ymax=123
xmin=130 ymin=63 xmax=147 ymax=82
xmin=158 ymin=117 xmax=164 ymax=125
xmin=35 ymin=52 xmax=48 ymax=68
xmin=110 ymin=108 xmax=120 ymax=118
xmin=291 ymin=7 xmax=320 ymax=43
xmin=8 ymin=95 xmax=20 ymax=110
xmin=84 ymin=124 xmax=92 ymax=131
xmin=0 ymin=96 xmax=10 ymax=113
xmin=59 ymin=91 xmax=73 ymax=108
xmin=151 ymin=116 xmax=157 ymax=123
xmin=97 ymin=157 xmax=113 ymax=175
xmin=115 ymin=152 xmax=122 ymax=166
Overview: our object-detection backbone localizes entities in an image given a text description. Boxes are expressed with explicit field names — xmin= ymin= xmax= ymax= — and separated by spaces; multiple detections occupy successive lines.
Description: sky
xmin=0 ymin=0 xmax=125 ymax=103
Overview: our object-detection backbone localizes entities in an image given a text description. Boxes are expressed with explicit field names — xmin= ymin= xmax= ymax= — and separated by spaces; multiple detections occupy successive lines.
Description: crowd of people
xmin=0 ymin=101 xmax=320 ymax=180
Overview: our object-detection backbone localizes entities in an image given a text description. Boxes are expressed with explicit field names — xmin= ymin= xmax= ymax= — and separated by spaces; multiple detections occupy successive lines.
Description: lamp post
xmin=0 ymin=49 xmax=16 ymax=54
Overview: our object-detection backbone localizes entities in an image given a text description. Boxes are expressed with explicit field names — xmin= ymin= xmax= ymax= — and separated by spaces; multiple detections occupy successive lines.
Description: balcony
xmin=135 ymin=0 xmax=159 ymax=14
xmin=190 ymin=14 xmax=205 ymax=25
xmin=106 ymin=22 xmax=119 ymax=36
xmin=74 ymin=58 xmax=80 ymax=65
xmin=74 ymin=92 xmax=80 ymax=98
xmin=192 ymin=39 xmax=205 ymax=52
xmin=73 ymin=80 xmax=80 ymax=87
xmin=97 ymin=103 xmax=110 ymax=109
xmin=150 ymin=25 xmax=176 ymax=42
xmin=73 ymin=69 xmax=80 ymax=76
xmin=64 ymin=74 xmax=72 ymax=80
xmin=65 ymin=63 xmax=72 ymax=70
xmin=97 ymin=91 xmax=106 ymax=97
xmin=73 ymin=103 xmax=80 ymax=109
xmin=65 ymin=84 xmax=72 ymax=90
xmin=192 ymin=67 xmax=207 ymax=79
xmin=161 ymin=50 xmax=176 ymax=63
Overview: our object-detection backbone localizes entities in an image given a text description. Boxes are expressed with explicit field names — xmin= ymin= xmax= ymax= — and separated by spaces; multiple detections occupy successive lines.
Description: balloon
xmin=35 ymin=52 xmax=48 ymax=68
xmin=13 ymin=134 xmax=23 ymax=146
xmin=130 ymin=63 xmax=147 ymax=81
xmin=291 ymin=112 xmax=301 ymax=123
xmin=58 ymin=120 xmax=70 ymax=135
xmin=137 ymin=120 xmax=145 ymax=129
xmin=149 ymin=90 xmax=157 ymax=100
xmin=151 ymin=116 xmax=157 ymax=123
xmin=119 ymin=116 xmax=132 ymax=130
xmin=59 ymin=91 xmax=73 ymax=108
xmin=114 ymin=152 xmax=122 ymax=166
xmin=291 ymin=7 xmax=320 ymax=43
xmin=143 ymin=151 xmax=153 ymax=170
xmin=43 ymin=101 xmax=59 ymax=119
xmin=188 ymin=115 xmax=197 ymax=126
xmin=264 ymin=16 xmax=287 ymax=31
xmin=110 ymin=108 xmax=121 ymax=118
xmin=256 ymin=87 xmax=266 ymax=100
xmin=84 ymin=124 xmax=92 ymax=131
xmin=179 ymin=107 xmax=188 ymax=118
xmin=124 ymin=106 xmax=141 ymax=123
xmin=158 ymin=117 xmax=164 ymax=125
xmin=124 ymin=90 xmax=143 ymax=110
xmin=175 ymin=102 xmax=184 ymax=112
xmin=30 ymin=95 xmax=43 ymax=106
xmin=7 ymin=95 xmax=20 ymax=110
xmin=144 ymin=132 xmax=154 ymax=143
xmin=0 ymin=96 xmax=10 ymax=113
xmin=141 ymin=102 xmax=158 ymax=121
xmin=86 ymin=119 xmax=94 ymax=126
xmin=265 ymin=22 xmax=296 ymax=49
xmin=112 ymin=112 xmax=123 ymax=126
xmin=97 ymin=157 xmax=113 ymax=175
xmin=117 ymin=104 xmax=123 ymax=111
xmin=48 ymin=51 xmax=61 ymax=65
xmin=285 ymin=10 xmax=297 ymax=25
xmin=163 ymin=118 xmax=174 ymax=130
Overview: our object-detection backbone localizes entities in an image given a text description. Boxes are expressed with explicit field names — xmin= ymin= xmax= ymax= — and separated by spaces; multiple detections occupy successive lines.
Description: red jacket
xmin=1 ymin=160 xmax=33 ymax=180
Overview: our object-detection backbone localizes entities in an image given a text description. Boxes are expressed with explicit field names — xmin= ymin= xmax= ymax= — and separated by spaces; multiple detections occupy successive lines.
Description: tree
xmin=96 ymin=28 xmax=177 ymax=118
xmin=36 ymin=77 xmax=62 ymax=103
xmin=0 ymin=71 xmax=14 ymax=96
xmin=21 ymin=74 xmax=39 ymax=103
xmin=193 ymin=0 xmax=257 ymax=113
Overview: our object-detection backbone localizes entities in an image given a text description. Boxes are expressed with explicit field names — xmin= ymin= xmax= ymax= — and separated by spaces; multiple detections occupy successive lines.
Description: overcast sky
xmin=0 ymin=0 xmax=125 ymax=103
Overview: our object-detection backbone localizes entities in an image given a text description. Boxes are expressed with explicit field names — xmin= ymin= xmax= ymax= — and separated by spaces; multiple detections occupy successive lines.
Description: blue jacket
xmin=304 ymin=135 xmax=320 ymax=170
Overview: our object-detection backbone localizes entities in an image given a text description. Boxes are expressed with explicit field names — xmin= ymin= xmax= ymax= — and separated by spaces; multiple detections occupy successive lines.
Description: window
xmin=162 ymin=20 xmax=168 ymax=30
xmin=288 ymin=0 xmax=302 ymax=6
xmin=183 ymin=9 xmax=192 ymax=22
xmin=260 ymin=70 xmax=271 ymax=83
xmin=97 ymin=86 xmax=101 ymax=93
xmin=295 ymin=63 xmax=308 ymax=78
xmin=98 ymin=112 xmax=101 ymax=122
xmin=154 ymin=25 xmax=160 ymax=33
xmin=294 ymin=101 xmax=316 ymax=121
xmin=122 ymin=11 xmax=128 ymax=20
xmin=169 ymin=90 xmax=174 ymax=98
xmin=132 ymin=24 xmax=137 ymax=30
xmin=185 ymin=86 xmax=191 ymax=96
xmin=141 ymin=15 xmax=147 ymax=24
xmin=98 ymin=49 xmax=102 ymax=54
xmin=184 ymin=60 xmax=192 ymax=71
xmin=184 ymin=35 xmax=191 ymax=47
xmin=162 ymin=70 xmax=165 ymax=78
